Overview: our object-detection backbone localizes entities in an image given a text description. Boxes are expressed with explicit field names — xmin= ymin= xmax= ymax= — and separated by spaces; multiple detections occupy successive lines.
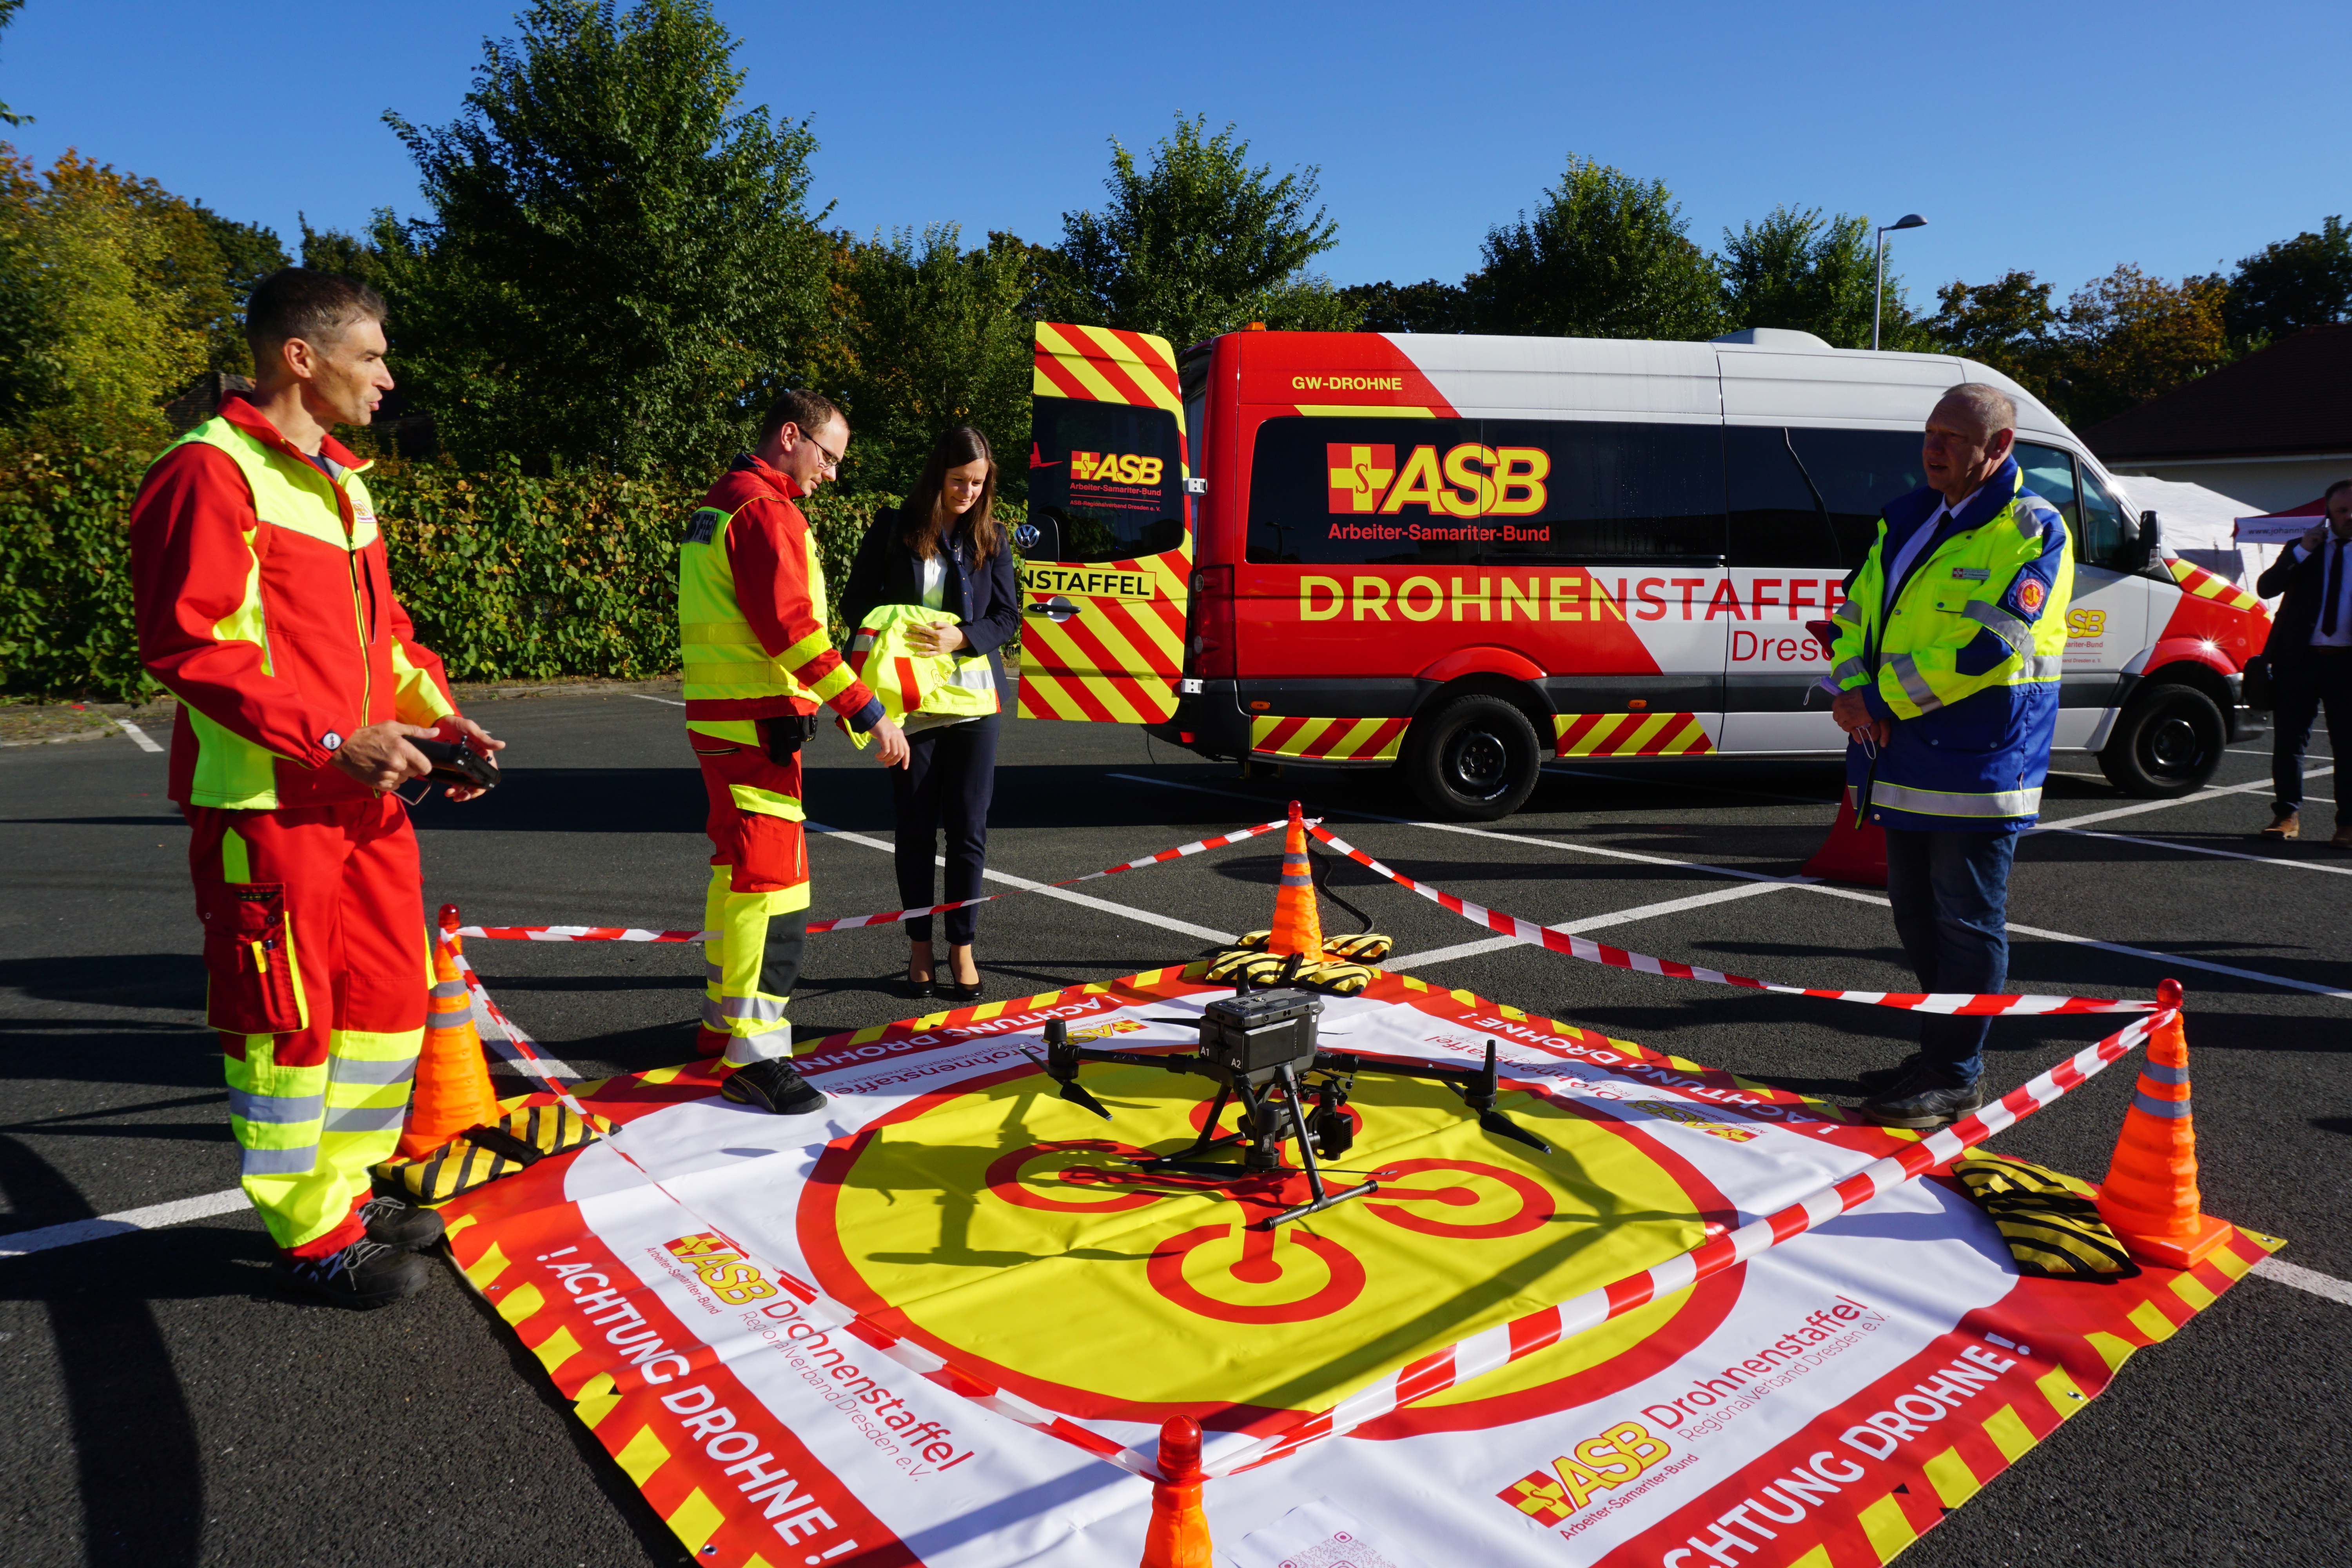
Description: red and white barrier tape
xmin=453 ymin=816 xmax=1293 ymax=944
xmin=1202 ymin=1005 xmax=2167 ymax=1478
xmin=1308 ymin=823 xmax=2152 ymax=1016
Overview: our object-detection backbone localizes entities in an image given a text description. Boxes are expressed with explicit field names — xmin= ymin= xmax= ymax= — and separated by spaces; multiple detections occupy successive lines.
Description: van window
xmin=1785 ymin=429 xmax=1927 ymax=566
xmin=2078 ymin=466 xmax=2134 ymax=568
xmin=1026 ymin=399 xmax=1187 ymax=563
xmin=1247 ymin=415 xmax=1726 ymax=565
xmin=2014 ymin=442 xmax=2083 ymax=537
xmin=1726 ymin=426 xmax=1837 ymax=568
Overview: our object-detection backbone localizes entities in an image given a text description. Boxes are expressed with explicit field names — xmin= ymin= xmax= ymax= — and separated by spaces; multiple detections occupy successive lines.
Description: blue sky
xmin=9 ymin=0 xmax=2347 ymax=314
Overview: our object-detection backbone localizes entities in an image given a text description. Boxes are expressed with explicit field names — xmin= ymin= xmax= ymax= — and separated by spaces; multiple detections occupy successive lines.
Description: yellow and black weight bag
xmin=1953 ymin=1151 xmax=2141 ymax=1281
xmin=374 ymin=1102 xmax=609 ymax=1205
xmin=1198 ymin=929 xmax=1393 ymax=998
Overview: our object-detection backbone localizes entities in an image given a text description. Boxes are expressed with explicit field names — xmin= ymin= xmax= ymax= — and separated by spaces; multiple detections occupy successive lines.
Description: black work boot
xmin=358 ymin=1192 xmax=445 ymax=1252
xmin=1855 ymin=1052 xmax=1926 ymax=1094
xmin=276 ymin=1236 xmax=434 ymax=1309
xmin=720 ymin=1057 xmax=826 ymax=1116
xmin=1860 ymin=1066 xmax=1985 ymax=1129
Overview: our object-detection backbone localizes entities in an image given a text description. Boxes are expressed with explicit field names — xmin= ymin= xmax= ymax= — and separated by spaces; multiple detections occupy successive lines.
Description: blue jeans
xmin=1882 ymin=827 xmax=2016 ymax=1087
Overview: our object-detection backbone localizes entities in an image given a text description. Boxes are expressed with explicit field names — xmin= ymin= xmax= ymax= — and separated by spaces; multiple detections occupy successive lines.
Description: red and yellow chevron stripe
xmin=2165 ymin=555 xmax=2265 ymax=616
xmin=1250 ymin=715 xmax=1409 ymax=764
xmin=1552 ymin=712 xmax=1715 ymax=758
xmin=1032 ymin=321 xmax=1182 ymax=416
xmin=1016 ymin=551 xmax=1188 ymax=723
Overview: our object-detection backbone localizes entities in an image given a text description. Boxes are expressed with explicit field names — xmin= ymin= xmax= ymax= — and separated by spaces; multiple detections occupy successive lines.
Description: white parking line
xmin=0 ymin=1186 xmax=247 ymax=1258
xmin=807 ymin=821 xmax=1232 ymax=944
xmin=628 ymin=692 xmax=687 ymax=706
xmin=1544 ymin=766 xmax=1833 ymax=808
xmin=115 ymin=719 xmax=164 ymax=753
xmin=2050 ymin=826 xmax=2352 ymax=877
xmin=2036 ymin=768 xmax=2334 ymax=833
xmin=2252 ymin=1256 xmax=2352 ymax=1307
xmin=1110 ymin=773 xmax=2352 ymax=1003
xmin=1388 ymin=880 xmax=1793 ymax=970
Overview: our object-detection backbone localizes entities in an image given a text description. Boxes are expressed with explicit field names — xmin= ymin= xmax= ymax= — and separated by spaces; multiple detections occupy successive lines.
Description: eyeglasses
xmin=797 ymin=428 xmax=844 ymax=474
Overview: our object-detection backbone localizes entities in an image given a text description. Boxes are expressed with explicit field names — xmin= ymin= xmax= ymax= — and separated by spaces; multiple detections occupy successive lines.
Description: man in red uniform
xmin=679 ymin=390 xmax=906 ymax=1112
xmin=131 ymin=269 xmax=504 ymax=1308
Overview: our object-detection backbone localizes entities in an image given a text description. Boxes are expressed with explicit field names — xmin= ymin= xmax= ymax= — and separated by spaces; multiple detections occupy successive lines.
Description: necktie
xmin=2326 ymin=538 xmax=2343 ymax=639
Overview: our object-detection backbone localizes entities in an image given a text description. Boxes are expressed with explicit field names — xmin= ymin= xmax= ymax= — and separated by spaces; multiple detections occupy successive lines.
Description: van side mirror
xmin=2133 ymin=509 xmax=2162 ymax=573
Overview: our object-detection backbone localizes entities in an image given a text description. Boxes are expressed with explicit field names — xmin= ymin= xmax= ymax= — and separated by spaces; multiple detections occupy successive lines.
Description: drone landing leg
xmin=1254 ymin=1063 xmax=1377 ymax=1231
xmin=1132 ymin=1085 xmax=1254 ymax=1176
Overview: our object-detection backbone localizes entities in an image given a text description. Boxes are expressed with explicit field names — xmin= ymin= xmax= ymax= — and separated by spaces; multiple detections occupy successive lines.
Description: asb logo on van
xmin=1325 ymin=442 xmax=1550 ymax=517
xmin=1071 ymin=452 xmax=1164 ymax=485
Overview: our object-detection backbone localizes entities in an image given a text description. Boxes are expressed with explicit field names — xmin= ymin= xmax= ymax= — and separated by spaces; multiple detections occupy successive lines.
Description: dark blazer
xmin=838 ymin=506 xmax=1022 ymax=693
xmin=2256 ymin=530 xmax=2350 ymax=673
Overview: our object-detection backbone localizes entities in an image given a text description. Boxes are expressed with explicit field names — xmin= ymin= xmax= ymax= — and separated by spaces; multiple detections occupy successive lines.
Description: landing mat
xmin=441 ymin=966 xmax=2278 ymax=1568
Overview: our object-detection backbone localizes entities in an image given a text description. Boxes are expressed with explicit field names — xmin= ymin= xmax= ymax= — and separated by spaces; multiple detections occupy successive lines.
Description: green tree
xmin=1717 ymin=206 xmax=1921 ymax=348
xmin=1339 ymin=278 xmax=1467 ymax=334
xmin=1042 ymin=113 xmax=1360 ymax=347
xmin=1465 ymin=155 xmax=1722 ymax=341
xmin=820 ymin=224 xmax=1041 ymax=498
xmin=2055 ymin=265 xmax=2230 ymax=428
xmin=2224 ymin=216 xmax=2352 ymax=349
xmin=191 ymin=204 xmax=289 ymax=370
xmin=1931 ymin=269 xmax=2063 ymax=405
xmin=0 ymin=149 xmax=210 ymax=441
xmin=382 ymin=0 xmax=830 ymax=475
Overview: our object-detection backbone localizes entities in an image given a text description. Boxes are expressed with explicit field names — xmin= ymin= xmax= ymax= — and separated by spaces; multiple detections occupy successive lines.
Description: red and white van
xmin=1015 ymin=322 xmax=2269 ymax=819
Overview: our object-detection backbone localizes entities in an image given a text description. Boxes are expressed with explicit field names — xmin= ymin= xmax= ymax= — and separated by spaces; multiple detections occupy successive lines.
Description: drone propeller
xmin=1018 ymin=1048 xmax=1113 ymax=1119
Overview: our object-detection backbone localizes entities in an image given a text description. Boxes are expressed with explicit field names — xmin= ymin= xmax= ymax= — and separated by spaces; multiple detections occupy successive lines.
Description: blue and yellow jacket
xmin=1830 ymin=457 xmax=2073 ymax=832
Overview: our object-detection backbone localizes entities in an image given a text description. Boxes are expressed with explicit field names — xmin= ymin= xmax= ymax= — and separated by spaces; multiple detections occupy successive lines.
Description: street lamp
xmin=1873 ymin=213 xmax=1927 ymax=351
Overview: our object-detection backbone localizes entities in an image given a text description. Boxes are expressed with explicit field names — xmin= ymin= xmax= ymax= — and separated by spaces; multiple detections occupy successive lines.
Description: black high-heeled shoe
xmin=903 ymin=952 xmax=937 ymax=1000
xmin=940 ymin=958 xmax=984 ymax=1004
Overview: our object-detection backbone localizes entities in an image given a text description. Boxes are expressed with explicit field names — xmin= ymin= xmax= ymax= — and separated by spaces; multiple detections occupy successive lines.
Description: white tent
xmin=2108 ymin=474 xmax=2278 ymax=602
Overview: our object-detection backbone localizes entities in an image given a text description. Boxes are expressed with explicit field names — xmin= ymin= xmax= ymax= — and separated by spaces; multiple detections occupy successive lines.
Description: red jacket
xmin=129 ymin=395 xmax=459 ymax=809
xmin=681 ymin=454 xmax=881 ymax=728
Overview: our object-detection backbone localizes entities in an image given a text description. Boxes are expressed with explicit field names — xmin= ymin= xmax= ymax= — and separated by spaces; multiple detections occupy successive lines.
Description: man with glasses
xmin=678 ymin=390 xmax=908 ymax=1113
xmin=2256 ymin=478 xmax=2352 ymax=847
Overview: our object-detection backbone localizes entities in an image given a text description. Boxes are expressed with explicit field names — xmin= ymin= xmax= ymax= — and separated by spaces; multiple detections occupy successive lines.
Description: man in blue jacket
xmin=1827 ymin=384 xmax=2074 ymax=1127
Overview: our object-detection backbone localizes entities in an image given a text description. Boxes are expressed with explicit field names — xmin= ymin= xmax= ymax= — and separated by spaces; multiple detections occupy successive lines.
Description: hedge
xmin=0 ymin=439 xmax=1023 ymax=700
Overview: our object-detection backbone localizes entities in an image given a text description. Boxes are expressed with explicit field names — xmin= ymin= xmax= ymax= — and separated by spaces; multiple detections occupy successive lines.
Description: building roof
xmin=2082 ymin=322 xmax=2352 ymax=462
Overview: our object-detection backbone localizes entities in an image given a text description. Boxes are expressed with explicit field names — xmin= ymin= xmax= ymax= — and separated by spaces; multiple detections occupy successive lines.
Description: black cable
xmin=1308 ymin=834 xmax=1375 ymax=935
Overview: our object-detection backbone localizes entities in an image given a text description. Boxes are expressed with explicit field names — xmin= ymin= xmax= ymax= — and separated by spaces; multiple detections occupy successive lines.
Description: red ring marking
xmin=1146 ymin=1223 xmax=1367 ymax=1323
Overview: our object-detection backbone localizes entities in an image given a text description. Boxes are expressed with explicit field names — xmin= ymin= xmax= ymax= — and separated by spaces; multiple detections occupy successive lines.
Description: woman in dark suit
xmin=838 ymin=426 xmax=1020 ymax=1001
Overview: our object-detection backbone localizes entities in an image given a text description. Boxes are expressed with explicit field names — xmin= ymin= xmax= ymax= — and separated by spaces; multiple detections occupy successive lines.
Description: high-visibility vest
xmin=1829 ymin=459 xmax=2074 ymax=829
xmin=145 ymin=416 xmax=450 ymax=808
xmin=842 ymin=604 xmax=999 ymax=735
xmin=678 ymin=488 xmax=846 ymax=714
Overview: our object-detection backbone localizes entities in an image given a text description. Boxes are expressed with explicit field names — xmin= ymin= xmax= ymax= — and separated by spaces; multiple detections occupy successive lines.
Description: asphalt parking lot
xmin=3 ymin=685 xmax=2345 ymax=1568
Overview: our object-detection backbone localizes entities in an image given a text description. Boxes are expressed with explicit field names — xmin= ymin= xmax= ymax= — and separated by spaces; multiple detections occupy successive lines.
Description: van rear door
xmin=1017 ymin=323 xmax=1191 ymax=723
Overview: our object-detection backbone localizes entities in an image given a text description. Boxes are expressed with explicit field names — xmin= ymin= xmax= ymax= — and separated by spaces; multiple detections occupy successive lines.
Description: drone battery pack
xmin=1199 ymin=989 xmax=1323 ymax=1083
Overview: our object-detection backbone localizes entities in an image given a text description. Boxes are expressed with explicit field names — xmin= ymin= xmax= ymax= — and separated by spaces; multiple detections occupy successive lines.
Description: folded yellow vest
xmin=839 ymin=603 xmax=998 ymax=746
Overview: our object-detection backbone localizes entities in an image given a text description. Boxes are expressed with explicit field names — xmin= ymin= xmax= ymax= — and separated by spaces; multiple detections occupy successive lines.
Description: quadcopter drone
xmin=1019 ymin=969 xmax=1552 ymax=1232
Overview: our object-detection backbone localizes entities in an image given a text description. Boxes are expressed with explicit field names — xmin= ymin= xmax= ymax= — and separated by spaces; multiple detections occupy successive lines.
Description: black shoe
xmin=720 ymin=1057 xmax=827 ymax=1115
xmin=1855 ymin=1052 xmax=1926 ymax=1094
xmin=359 ymin=1192 xmax=445 ymax=1252
xmin=939 ymin=977 xmax=985 ymax=1004
xmin=1860 ymin=1067 xmax=1985 ymax=1129
xmin=276 ymin=1236 xmax=434 ymax=1309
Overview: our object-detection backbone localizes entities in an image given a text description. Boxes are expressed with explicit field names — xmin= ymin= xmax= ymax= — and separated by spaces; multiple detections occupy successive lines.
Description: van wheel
xmin=1403 ymin=695 xmax=1542 ymax=820
xmin=2098 ymin=684 xmax=2225 ymax=798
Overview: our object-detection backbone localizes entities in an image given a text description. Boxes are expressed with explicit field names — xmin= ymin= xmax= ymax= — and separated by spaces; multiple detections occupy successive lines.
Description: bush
xmin=0 ymin=438 xmax=1020 ymax=701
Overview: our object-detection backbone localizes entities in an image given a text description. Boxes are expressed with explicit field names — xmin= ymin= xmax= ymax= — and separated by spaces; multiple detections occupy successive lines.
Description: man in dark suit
xmin=2257 ymin=478 xmax=2352 ymax=845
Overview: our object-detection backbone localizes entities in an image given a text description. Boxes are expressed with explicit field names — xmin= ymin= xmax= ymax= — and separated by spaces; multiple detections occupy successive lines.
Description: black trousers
xmin=2271 ymin=651 xmax=2352 ymax=814
xmin=893 ymin=715 xmax=999 ymax=945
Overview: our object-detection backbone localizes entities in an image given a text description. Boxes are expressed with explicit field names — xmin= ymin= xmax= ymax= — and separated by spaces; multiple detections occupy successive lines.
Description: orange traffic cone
xmin=396 ymin=913 xmax=503 ymax=1160
xmin=1139 ymin=1414 xmax=1212 ymax=1568
xmin=2094 ymin=979 xmax=2234 ymax=1270
xmin=1266 ymin=800 xmax=1325 ymax=958
xmin=1800 ymin=786 xmax=1888 ymax=887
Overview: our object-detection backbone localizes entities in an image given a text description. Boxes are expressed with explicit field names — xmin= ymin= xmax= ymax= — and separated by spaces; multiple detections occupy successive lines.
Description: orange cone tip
xmin=1139 ymin=1414 xmax=1212 ymax=1568
xmin=2094 ymin=978 xmax=2234 ymax=1270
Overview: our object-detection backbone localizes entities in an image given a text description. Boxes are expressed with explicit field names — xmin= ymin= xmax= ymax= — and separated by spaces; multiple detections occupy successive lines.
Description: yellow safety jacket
xmin=1829 ymin=457 xmax=2073 ymax=829
xmin=840 ymin=604 xmax=1000 ymax=742
xmin=678 ymin=454 xmax=881 ymax=744
xmin=130 ymin=395 xmax=457 ymax=809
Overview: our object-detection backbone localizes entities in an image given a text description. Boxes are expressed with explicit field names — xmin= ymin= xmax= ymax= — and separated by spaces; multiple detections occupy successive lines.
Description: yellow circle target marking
xmin=800 ymin=1058 xmax=1737 ymax=1431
